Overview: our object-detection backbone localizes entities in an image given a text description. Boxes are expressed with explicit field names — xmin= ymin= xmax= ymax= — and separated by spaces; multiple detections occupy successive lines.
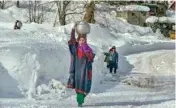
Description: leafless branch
xmin=65 ymin=11 xmax=85 ymax=15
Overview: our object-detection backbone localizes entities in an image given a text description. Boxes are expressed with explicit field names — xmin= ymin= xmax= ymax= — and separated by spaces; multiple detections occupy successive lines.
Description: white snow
xmin=95 ymin=7 xmax=154 ymax=37
xmin=0 ymin=3 xmax=175 ymax=108
xmin=96 ymin=4 xmax=150 ymax=12
xmin=173 ymin=25 xmax=175 ymax=30
xmin=145 ymin=16 xmax=158 ymax=23
xmin=146 ymin=16 xmax=175 ymax=24
xmin=116 ymin=5 xmax=150 ymax=12
xmin=166 ymin=10 xmax=176 ymax=18
xmin=0 ymin=6 xmax=28 ymax=22
xmin=159 ymin=17 xmax=170 ymax=23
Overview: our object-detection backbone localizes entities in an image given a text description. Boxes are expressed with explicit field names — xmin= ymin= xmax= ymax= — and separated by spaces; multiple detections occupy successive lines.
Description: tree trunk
xmin=16 ymin=1 xmax=20 ymax=8
xmin=59 ymin=14 xmax=66 ymax=25
xmin=83 ymin=1 xmax=95 ymax=24
xmin=53 ymin=7 xmax=59 ymax=27
xmin=0 ymin=0 xmax=5 ymax=9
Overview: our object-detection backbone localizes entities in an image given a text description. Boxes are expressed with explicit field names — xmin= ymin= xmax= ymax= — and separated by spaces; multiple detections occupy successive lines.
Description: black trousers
xmin=109 ymin=62 xmax=117 ymax=74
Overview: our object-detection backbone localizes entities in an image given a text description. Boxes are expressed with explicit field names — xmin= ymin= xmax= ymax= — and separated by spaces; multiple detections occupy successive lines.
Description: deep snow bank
xmin=0 ymin=29 xmax=70 ymax=98
xmin=0 ymin=23 xmax=112 ymax=98
xmin=122 ymin=50 xmax=175 ymax=89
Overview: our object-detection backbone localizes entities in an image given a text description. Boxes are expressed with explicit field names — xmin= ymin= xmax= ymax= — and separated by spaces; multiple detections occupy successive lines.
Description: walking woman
xmin=67 ymin=22 xmax=95 ymax=107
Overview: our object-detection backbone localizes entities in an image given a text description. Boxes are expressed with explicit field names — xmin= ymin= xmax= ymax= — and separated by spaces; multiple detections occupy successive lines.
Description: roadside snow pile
xmin=36 ymin=79 xmax=67 ymax=100
xmin=122 ymin=50 xmax=175 ymax=89
xmin=0 ymin=27 xmax=70 ymax=98
xmin=0 ymin=23 xmax=109 ymax=98
xmin=149 ymin=51 xmax=175 ymax=75
xmin=13 ymin=53 xmax=40 ymax=99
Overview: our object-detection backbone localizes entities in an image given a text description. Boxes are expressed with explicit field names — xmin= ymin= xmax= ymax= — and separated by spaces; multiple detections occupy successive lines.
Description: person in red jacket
xmin=67 ymin=23 xmax=95 ymax=107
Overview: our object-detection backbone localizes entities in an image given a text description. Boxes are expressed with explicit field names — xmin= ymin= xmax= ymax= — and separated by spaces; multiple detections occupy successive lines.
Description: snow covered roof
xmin=141 ymin=3 xmax=159 ymax=8
xmin=145 ymin=16 xmax=158 ymax=23
xmin=146 ymin=16 xmax=175 ymax=23
xmin=116 ymin=5 xmax=150 ymax=12
xmin=166 ymin=17 xmax=175 ymax=23
xmin=159 ymin=17 xmax=169 ymax=23
xmin=158 ymin=17 xmax=175 ymax=23
xmin=95 ymin=4 xmax=150 ymax=13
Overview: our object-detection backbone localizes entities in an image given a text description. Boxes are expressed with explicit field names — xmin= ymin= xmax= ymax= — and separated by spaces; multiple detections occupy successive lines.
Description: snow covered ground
xmin=0 ymin=5 xmax=175 ymax=108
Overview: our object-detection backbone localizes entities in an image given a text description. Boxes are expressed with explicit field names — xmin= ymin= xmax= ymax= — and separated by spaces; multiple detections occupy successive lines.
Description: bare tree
xmin=16 ymin=0 xmax=19 ymax=8
xmin=53 ymin=1 xmax=87 ymax=26
xmin=55 ymin=1 xmax=70 ymax=25
xmin=0 ymin=0 xmax=12 ymax=9
xmin=0 ymin=0 xmax=5 ymax=9
xmin=83 ymin=1 xmax=96 ymax=23
xmin=27 ymin=1 xmax=52 ymax=24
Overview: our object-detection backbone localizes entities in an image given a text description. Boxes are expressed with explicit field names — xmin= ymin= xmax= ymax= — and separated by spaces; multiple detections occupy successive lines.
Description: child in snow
xmin=104 ymin=46 xmax=118 ymax=74
xmin=67 ymin=23 xmax=95 ymax=107
xmin=104 ymin=48 xmax=112 ymax=68
xmin=109 ymin=46 xmax=118 ymax=74
xmin=14 ymin=20 xmax=22 ymax=30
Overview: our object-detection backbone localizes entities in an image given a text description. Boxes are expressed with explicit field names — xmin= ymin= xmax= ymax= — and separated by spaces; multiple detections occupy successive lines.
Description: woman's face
xmin=112 ymin=48 xmax=115 ymax=53
xmin=78 ymin=37 xmax=86 ymax=46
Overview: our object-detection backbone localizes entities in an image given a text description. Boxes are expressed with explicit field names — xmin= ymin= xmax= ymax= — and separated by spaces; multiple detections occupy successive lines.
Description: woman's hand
xmin=73 ymin=22 xmax=78 ymax=29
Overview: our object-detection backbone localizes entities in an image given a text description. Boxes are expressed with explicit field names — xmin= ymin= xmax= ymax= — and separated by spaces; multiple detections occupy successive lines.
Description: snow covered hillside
xmin=0 ymin=4 xmax=175 ymax=108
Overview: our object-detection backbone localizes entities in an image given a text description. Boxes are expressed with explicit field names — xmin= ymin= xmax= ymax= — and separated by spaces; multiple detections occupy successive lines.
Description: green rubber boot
xmin=76 ymin=92 xmax=85 ymax=107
